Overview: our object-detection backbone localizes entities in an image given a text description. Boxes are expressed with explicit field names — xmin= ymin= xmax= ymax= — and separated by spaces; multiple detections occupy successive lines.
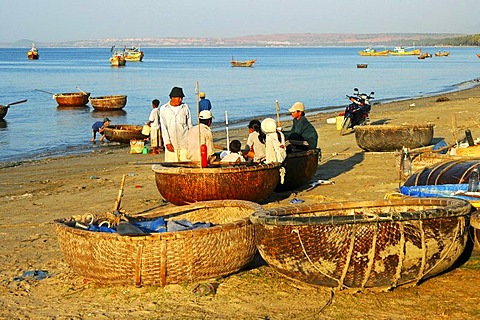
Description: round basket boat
xmin=90 ymin=95 xmax=127 ymax=111
xmin=152 ymin=163 xmax=281 ymax=205
xmin=404 ymin=159 xmax=480 ymax=186
xmin=355 ymin=123 xmax=434 ymax=152
xmin=104 ymin=124 xmax=147 ymax=144
xmin=275 ymin=149 xmax=321 ymax=192
xmin=54 ymin=200 xmax=261 ymax=286
xmin=250 ymin=198 xmax=471 ymax=291
xmin=55 ymin=92 xmax=90 ymax=107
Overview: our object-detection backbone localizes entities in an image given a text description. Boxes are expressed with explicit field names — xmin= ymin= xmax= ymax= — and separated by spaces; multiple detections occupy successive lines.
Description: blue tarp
xmin=400 ymin=184 xmax=480 ymax=201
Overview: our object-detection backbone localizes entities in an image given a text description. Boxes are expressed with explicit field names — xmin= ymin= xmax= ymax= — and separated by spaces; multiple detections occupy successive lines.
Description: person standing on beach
xmin=283 ymin=102 xmax=318 ymax=150
xmin=90 ymin=118 xmax=110 ymax=143
xmin=159 ymin=86 xmax=193 ymax=162
xmin=146 ymin=99 xmax=163 ymax=154
xmin=186 ymin=110 xmax=215 ymax=162
xmin=198 ymin=92 xmax=212 ymax=112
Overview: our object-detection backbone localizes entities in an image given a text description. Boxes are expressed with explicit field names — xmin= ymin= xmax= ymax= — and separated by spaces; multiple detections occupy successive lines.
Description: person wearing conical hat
xmin=284 ymin=101 xmax=318 ymax=150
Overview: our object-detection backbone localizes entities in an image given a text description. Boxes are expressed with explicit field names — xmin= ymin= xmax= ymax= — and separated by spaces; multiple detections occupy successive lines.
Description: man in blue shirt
xmin=91 ymin=118 xmax=110 ymax=143
xmin=199 ymin=92 xmax=212 ymax=112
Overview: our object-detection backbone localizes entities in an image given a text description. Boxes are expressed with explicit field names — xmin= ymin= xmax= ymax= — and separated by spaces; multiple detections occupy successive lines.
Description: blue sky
xmin=1 ymin=0 xmax=479 ymax=42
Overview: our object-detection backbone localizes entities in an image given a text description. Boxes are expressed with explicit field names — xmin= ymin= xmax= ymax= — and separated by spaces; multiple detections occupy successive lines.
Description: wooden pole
xmin=196 ymin=81 xmax=202 ymax=167
xmin=113 ymin=174 xmax=127 ymax=212
xmin=275 ymin=100 xmax=281 ymax=127
xmin=451 ymin=113 xmax=458 ymax=144
xmin=225 ymin=110 xmax=230 ymax=151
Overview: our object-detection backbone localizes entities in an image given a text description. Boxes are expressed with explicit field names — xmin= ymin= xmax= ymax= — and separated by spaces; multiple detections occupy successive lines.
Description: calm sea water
xmin=0 ymin=47 xmax=479 ymax=163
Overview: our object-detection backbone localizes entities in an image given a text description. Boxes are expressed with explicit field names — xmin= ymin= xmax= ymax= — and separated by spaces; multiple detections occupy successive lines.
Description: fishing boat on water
xmin=358 ymin=47 xmax=389 ymax=56
xmin=110 ymin=46 xmax=126 ymax=66
xmin=55 ymin=92 xmax=90 ymax=107
xmin=230 ymin=56 xmax=256 ymax=67
xmin=124 ymin=46 xmax=144 ymax=62
xmin=389 ymin=46 xmax=422 ymax=56
xmin=418 ymin=52 xmax=432 ymax=59
xmin=435 ymin=50 xmax=450 ymax=57
xmin=152 ymin=162 xmax=281 ymax=205
xmin=90 ymin=95 xmax=127 ymax=111
xmin=27 ymin=43 xmax=39 ymax=60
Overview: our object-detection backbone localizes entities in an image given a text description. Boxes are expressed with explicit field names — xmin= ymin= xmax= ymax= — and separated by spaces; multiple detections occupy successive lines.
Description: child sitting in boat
xmin=261 ymin=118 xmax=287 ymax=164
xmin=244 ymin=119 xmax=266 ymax=163
xmin=91 ymin=118 xmax=110 ymax=143
xmin=221 ymin=140 xmax=245 ymax=163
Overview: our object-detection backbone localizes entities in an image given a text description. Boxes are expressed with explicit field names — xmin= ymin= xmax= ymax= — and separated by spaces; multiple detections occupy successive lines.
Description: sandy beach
xmin=1 ymin=86 xmax=480 ymax=319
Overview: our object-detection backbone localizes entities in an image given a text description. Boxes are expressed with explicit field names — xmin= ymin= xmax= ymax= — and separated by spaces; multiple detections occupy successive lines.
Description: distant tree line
xmin=422 ymin=34 xmax=480 ymax=46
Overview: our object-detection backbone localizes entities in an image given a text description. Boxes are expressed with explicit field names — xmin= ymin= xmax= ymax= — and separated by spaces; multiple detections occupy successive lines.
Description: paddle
xmin=112 ymin=174 xmax=146 ymax=236
xmin=76 ymin=87 xmax=88 ymax=95
xmin=4 ymin=99 xmax=27 ymax=107
xmin=35 ymin=89 xmax=55 ymax=95
xmin=275 ymin=100 xmax=281 ymax=127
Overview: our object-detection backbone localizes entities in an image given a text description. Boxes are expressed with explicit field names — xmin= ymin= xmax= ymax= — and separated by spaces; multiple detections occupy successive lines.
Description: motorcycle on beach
xmin=340 ymin=88 xmax=374 ymax=136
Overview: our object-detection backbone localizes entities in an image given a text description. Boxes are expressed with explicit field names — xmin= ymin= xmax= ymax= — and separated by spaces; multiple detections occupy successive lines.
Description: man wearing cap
xmin=186 ymin=110 xmax=215 ymax=162
xmin=284 ymin=101 xmax=318 ymax=150
xmin=159 ymin=86 xmax=193 ymax=162
xmin=91 ymin=117 xmax=110 ymax=143
xmin=198 ymin=92 xmax=212 ymax=112
xmin=146 ymin=99 xmax=163 ymax=154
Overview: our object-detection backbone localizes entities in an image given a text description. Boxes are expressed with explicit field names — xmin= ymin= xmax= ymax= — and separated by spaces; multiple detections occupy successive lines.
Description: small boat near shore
xmin=231 ymin=56 xmax=256 ymax=67
xmin=90 ymin=95 xmax=127 ymax=111
xmin=55 ymin=92 xmax=90 ymax=107
xmin=54 ymin=200 xmax=260 ymax=286
xmin=104 ymin=124 xmax=147 ymax=144
xmin=354 ymin=124 xmax=434 ymax=152
xmin=27 ymin=43 xmax=39 ymax=60
xmin=275 ymin=149 xmax=321 ymax=192
xmin=152 ymin=162 xmax=281 ymax=205
xmin=358 ymin=48 xmax=389 ymax=56
xmin=356 ymin=63 xmax=368 ymax=68
xmin=250 ymin=197 xmax=472 ymax=290
xmin=124 ymin=46 xmax=144 ymax=62
xmin=0 ymin=99 xmax=28 ymax=120
xmin=418 ymin=52 xmax=432 ymax=59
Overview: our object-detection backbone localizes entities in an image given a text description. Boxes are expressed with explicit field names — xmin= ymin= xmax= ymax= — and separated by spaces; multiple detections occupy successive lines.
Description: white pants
xmin=164 ymin=149 xmax=188 ymax=162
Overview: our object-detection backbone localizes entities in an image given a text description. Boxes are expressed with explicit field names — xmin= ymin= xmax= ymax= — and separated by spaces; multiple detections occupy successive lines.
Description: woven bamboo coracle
xmin=152 ymin=163 xmax=281 ymax=205
xmin=355 ymin=124 xmax=434 ymax=152
xmin=250 ymin=198 xmax=471 ymax=291
xmin=54 ymin=200 xmax=261 ymax=286
xmin=275 ymin=148 xmax=321 ymax=192
xmin=404 ymin=159 xmax=480 ymax=186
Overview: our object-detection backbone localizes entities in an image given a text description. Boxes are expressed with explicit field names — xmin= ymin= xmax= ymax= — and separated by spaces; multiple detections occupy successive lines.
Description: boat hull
xmin=90 ymin=95 xmax=127 ymax=111
xmin=250 ymin=198 xmax=471 ymax=290
xmin=55 ymin=92 xmax=90 ymax=107
xmin=231 ymin=59 xmax=256 ymax=67
xmin=104 ymin=124 xmax=147 ymax=144
xmin=275 ymin=149 xmax=321 ymax=192
xmin=404 ymin=160 xmax=480 ymax=186
xmin=152 ymin=163 xmax=281 ymax=205
xmin=358 ymin=50 xmax=389 ymax=56
xmin=355 ymin=124 xmax=434 ymax=152
xmin=0 ymin=106 xmax=8 ymax=120
xmin=27 ymin=51 xmax=39 ymax=60
xmin=110 ymin=56 xmax=126 ymax=66
xmin=54 ymin=200 xmax=260 ymax=286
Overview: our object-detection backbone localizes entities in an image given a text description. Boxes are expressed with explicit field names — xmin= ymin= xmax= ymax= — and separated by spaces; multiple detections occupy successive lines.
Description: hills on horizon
xmin=1 ymin=33 xmax=467 ymax=48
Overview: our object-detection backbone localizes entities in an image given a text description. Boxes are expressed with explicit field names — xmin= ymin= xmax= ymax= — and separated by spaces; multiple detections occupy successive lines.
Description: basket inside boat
xmin=54 ymin=200 xmax=261 ymax=286
xmin=250 ymin=198 xmax=471 ymax=291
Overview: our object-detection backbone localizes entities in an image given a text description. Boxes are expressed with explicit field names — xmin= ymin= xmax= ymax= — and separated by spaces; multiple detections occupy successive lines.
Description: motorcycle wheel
xmin=340 ymin=117 xmax=351 ymax=136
